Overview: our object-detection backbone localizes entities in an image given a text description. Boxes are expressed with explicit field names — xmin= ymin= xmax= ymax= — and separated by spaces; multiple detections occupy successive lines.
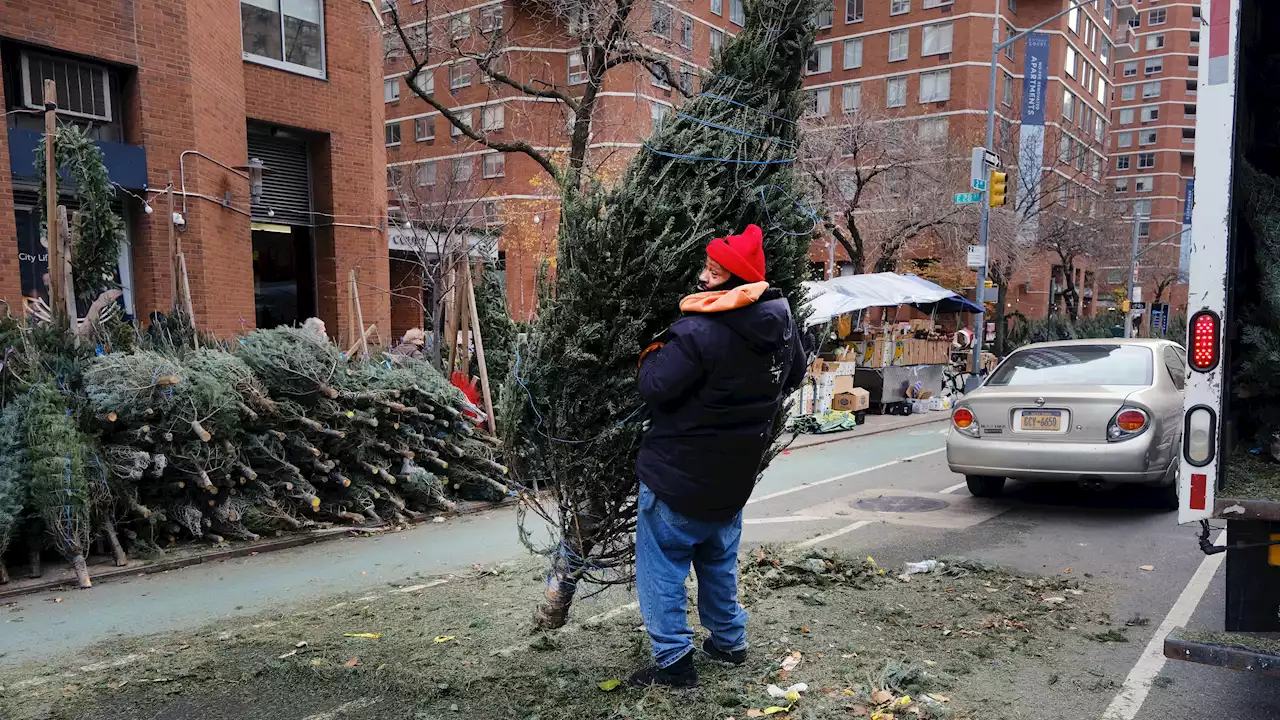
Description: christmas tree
xmin=508 ymin=0 xmax=817 ymax=628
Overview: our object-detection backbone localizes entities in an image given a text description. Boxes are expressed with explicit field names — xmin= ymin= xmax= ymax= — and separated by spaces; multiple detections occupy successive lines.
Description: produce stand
xmin=794 ymin=273 xmax=982 ymax=423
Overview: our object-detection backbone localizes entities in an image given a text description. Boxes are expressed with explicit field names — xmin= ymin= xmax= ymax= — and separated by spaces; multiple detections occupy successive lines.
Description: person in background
xmin=390 ymin=327 xmax=427 ymax=361
xmin=629 ymin=224 xmax=807 ymax=688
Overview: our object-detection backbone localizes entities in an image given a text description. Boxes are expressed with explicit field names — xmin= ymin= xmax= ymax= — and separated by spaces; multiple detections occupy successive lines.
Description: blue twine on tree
xmin=699 ymin=91 xmax=797 ymax=125
xmin=644 ymin=146 xmax=795 ymax=165
xmin=513 ymin=343 xmax=644 ymax=445
xmin=672 ymin=112 xmax=797 ymax=148
xmin=758 ymin=185 xmax=822 ymax=236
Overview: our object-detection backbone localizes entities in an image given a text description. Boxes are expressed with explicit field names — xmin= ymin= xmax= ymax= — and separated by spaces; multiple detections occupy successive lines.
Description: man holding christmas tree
xmin=630 ymin=224 xmax=807 ymax=688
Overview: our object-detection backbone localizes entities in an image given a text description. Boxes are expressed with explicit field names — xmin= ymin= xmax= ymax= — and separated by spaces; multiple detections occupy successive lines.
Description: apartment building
xmin=383 ymin=0 xmax=1134 ymax=327
xmin=0 ymin=0 xmax=390 ymax=339
xmin=1106 ymin=0 xmax=1197 ymax=321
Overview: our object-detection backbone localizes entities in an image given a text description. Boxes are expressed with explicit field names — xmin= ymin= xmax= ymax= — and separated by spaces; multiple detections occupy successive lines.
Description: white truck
xmin=1165 ymin=0 xmax=1280 ymax=674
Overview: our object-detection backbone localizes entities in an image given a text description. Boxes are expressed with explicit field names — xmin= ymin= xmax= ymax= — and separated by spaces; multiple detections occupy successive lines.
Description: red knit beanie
xmin=706 ymin=224 xmax=766 ymax=283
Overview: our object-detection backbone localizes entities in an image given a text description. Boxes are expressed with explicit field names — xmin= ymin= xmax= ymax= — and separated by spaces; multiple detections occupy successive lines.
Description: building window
xmin=846 ymin=0 xmax=863 ymax=23
xmin=922 ymin=22 xmax=953 ymax=56
xmin=1068 ymin=6 xmax=1079 ymax=33
xmin=888 ymin=30 xmax=909 ymax=62
xmin=1059 ymin=134 xmax=1073 ymax=164
xmin=844 ymin=39 xmax=863 ymax=69
xmin=1115 ymin=177 xmax=1128 ymax=192
xmin=452 ymin=157 xmax=472 ymax=182
xmin=451 ymin=61 xmax=474 ymax=89
xmin=841 ymin=83 xmax=861 ymax=113
xmin=1138 ymin=152 xmax=1156 ymax=169
xmin=480 ymin=5 xmax=503 ymax=33
xmin=1146 ymin=34 xmax=1165 ymax=51
xmin=1149 ymin=8 xmax=1166 ymax=25
xmin=483 ymin=104 xmax=505 ymax=131
xmin=1183 ymin=127 xmax=1196 ymax=141
xmin=1134 ymin=199 xmax=1153 ymax=217
xmin=1065 ymin=47 xmax=1077 ymax=78
xmin=1002 ymin=71 xmax=1013 ymax=106
xmin=679 ymin=65 xmax=694 ymax=95
xmin=1142 ymin=81 xmax=1161 ymax=99
xmin=1139 ymin=129 xmax=1157 ymax=146
xmin=411 ymin=71 xmax=433 ymax=95
xmin=711 ymin=0 xmax=722 ymax=15
xmin=417 ymin=161 xmax=437 ymax=187
xmin=1096 ymin=116 xmax=1104 ymax=143
xmin=730 ymin=0 xmax=745 ymax=25
xmin=1145 ymin=57 xmax=1163 ymax=75
xmin=240 ymin=0 xmax=324 ymax=77
xmin=1121 ymin=85 xmax=1136 ymax=101
xmin=482 ymin=153 xmax=505 ymax=178
xmin=1116 ymin=155 xmax=1131 ymax=171
xmin=1097 ymin=78 xmax=1106 ymax=104
xmin=1062 ymin=91 xmax=1075 ymax=121
xmin=813 ymin=5 xmax=834 ymax=28
xmin=1104 ymin=0 xmax=1114 ymax=25
xmin=919 ymin=69 xmax=951 ymax=103
xmin=1122 ymin=62 xmax=1137 ymax=78
xmin=918 ymin=117 xmax=948 ymax=146
xmin=886 ymin=76 xmax=907 ymax=108
xmin=450 ymin=109 xmax=473 ymax=137
xmin=384 ymin=78 xmax=400 ymax=102
xmin=681 ymin=14 xmax=694 ymax=47
xmin=1129 ymin=12 xmax=1140 ymax=29
xmin=808 ymin=44 xmax=833 ymax=74
xmin=891 ymin=0 xmax=909 ymax=15
xmin=652 ymin=3 xmax=672 ymax=38
xmin=385 ymin=121 xmax=401 ymax=146
xmin=924 ymin=0 xmax=952 ymax=7
xmin=1101 ymin=39 xmax=1111 ymax=67
xmin=651 ymin=101 xmax=670 ymax=131
xmin=387 ymin=166 xmax=403 ymax=189
xmin=1117 ymin=131 xmax=1133 ymax=148
xmin=1119 ymin=108 xmax=1135 ymax=124
xmin=1185 ymin=104 xmax=1197 ymax=118
xmin=1005 ymin=25 xmax=1014 ymax=59
xmin=1092 ymin=154 xmax=1102 ymax=181
xmin=415 ymin=116 xmax=434 ymax=141
xmin=449 ymin=12 xmax=471 ymax=39
xmin=710 ymin=29 xmax=724 ymax=54
xmin=1136 ymin=175 xmax=1153 ymax=192
xmin=1187 ymin=79 xmax=1199 ymax=95
xmin=1141 ymin=105 xmax=1159 ymax=122
xmin=568 ymin=52 xmax=587 ymax=85
xmin=806 ymin=87 xmax=832 ymax=116
xmin=383 ymin=31 xmax=401 ymax=59
xmin=1189 ymin=54 xmax=1200 ymax=70
xmin=1191 ymin=31 xmax=1200 ymax=47
xmin=652 ymin=62 xmax=672 ymax=89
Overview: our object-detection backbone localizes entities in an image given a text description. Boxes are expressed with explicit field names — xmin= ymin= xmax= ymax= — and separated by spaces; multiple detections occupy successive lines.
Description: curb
xmin=788 ymin=416 xmax=948 ymax=452
xmin=0 ymin=495 xmax=518 ymax=601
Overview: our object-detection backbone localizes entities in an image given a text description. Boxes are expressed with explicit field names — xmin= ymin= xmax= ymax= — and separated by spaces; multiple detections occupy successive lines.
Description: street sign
xmin=966 ymin=245 xmax=987 ymax=269
xmin=954 ymin=192 xmax=982 ymax=204
xmin=970 ymin=147 xmax=1000 ymax=191
xmin=972 ymin=178 xmax=987 ymax=191
xmin=1131 ymin=302 xmax=1147 ymax=311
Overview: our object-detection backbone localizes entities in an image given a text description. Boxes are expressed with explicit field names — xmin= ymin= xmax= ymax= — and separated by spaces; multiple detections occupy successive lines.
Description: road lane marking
xmin=793 ymin=520 xmax=875 ymax=549
xmin=1100 ymin=530 xmax=1226 ymax=720
xmin=744 ymin=515 xmax=832 ymax=525
xmin=748 ymin=448 xmax=946 ymax=506
xmin=940 ymin=482 xmax=967 ymax=494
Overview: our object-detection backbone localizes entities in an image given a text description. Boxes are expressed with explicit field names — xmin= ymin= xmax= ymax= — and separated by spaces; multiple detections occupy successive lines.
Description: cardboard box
xmin=832 ymin=374 xmax=855 ymax=395
xmin=822 ymin=361 xmax=858 ymax=376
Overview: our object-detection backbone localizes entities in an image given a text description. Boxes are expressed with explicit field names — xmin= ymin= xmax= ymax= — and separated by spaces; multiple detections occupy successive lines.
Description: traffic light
xmin=988 ymin=170 xmax=1008 ymax=208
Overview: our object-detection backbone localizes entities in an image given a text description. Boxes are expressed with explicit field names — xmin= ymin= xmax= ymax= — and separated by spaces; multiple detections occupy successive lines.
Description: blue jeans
xmin=635 ymin=482 xmax=749 ymax=668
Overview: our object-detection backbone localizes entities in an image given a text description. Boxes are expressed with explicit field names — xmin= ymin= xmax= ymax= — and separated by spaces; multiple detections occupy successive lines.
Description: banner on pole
xmin=1180 ymin=178 xmax=1194 ymax=278
xmin=1017 ymin=32 xmax=1051 ymax=244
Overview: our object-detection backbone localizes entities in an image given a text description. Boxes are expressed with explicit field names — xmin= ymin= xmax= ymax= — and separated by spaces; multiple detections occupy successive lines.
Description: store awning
xmin=803 ymin=272 xmax=983 ymax=326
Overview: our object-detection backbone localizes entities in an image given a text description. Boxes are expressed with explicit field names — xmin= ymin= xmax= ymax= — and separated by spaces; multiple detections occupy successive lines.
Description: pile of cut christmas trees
xmin=0 ymin=312 xmax=508 ymax=588
xmin=0 ymin=126 xmax=506 ymax=589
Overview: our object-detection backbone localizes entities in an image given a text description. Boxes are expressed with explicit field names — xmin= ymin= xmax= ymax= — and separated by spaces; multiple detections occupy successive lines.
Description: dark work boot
xmin=628 ymin=651 xmax=699 ymax=688
xmin=701 ymin=637 xmax=747 ymax=665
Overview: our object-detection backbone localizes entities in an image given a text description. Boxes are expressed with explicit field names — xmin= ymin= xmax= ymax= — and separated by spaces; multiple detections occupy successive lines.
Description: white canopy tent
xmin=802 ymin=272 xmax=982 ymax=327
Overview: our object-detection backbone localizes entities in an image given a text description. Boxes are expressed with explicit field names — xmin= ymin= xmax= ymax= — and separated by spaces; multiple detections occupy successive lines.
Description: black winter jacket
xmin=636 ymin=283 xmax=807 ymax=521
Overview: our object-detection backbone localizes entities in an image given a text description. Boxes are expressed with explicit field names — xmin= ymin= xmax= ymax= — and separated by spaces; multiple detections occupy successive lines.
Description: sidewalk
xmin=788 ymin=410 xmax=948 ymax=451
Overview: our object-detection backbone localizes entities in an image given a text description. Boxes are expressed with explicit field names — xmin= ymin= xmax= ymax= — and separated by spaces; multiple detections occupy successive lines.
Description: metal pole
xmin=827 ymin=239 xmax=835 ymax=280
xmin=969 ymin=5 xmax=1000 ymax=379
xmin=43 ymin=79 xmax=65 ymax=326
xmin=1125 ymin=213 xmax=1144 ymax=339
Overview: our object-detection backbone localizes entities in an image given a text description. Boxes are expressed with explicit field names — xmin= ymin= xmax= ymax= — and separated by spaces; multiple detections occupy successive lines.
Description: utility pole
xmin=969 ymin=0 xmax=1098 ymax=379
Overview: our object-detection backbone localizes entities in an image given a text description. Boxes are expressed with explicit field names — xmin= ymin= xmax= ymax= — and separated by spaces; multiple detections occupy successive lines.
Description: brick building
xmin=384 ymin=0 xmax=1184 ymax=329
xmin=1 ymin=0 xmax=390 ymax=340
xmin=1105 ymin=0 xmax=1197 ymax=323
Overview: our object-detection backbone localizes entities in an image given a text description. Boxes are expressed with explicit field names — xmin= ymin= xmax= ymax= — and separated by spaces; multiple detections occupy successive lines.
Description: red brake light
xmin=953 ymin=408 xmax=974 ymax=428
xmin=1189 ymin=311 xmax=1219 ymax=371
xmin=1117 ymin=410 xmax=1147 ymax=432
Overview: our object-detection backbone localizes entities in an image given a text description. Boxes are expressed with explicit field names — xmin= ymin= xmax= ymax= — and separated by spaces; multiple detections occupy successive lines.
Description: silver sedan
xmin=946 ymin=339 xmax=1185 ymax=505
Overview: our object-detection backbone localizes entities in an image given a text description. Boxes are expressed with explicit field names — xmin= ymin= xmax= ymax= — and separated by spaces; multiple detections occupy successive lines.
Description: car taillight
xmin=1189 ymin=311 xmax=1220 ymax=371
xmin=1108 ymin=407 xmax=1149 ymax=441
xmin=952 ymin=408 xmax=974 ymax=428
xmin=1116 ymin=410 xmax=1147 ymax=432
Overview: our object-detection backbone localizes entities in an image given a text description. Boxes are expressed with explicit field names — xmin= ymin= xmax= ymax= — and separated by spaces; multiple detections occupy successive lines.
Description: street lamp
xmin=969 ymin=0 xmax=1107 ymax=378
xmin=1125 ymin=218 xmax=1188 ymax=338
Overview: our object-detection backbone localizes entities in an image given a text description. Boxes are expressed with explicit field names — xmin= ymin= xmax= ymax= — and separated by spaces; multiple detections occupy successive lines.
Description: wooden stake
xmin=444 ymin=251 xmax=461 ymax=372
xmin=455 ymin=257 xmax=472 ymax=376
xmin=177 ymin=252 xmax=196 ymax=330
xmin=344 ymin=324 xmax=377 ymax=358
xmin=58 ymin=206 xmax=78 ymax=327
xmin=349 ymin=269 xmax=368 ymax=359
xmin=43 ymin=79 xmax=66 ymax=326
xmin=465 ymin=261 xmax=497 ymax=434
xmin=167 ymin=171 xmax=177 ymax=309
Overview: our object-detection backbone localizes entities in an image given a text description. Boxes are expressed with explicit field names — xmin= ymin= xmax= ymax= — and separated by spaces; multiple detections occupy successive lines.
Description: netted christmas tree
xmin=507 ymin=0 xmax=817 ymax=628
xmin=1233 ymin=161 xmax=1280 ymax=450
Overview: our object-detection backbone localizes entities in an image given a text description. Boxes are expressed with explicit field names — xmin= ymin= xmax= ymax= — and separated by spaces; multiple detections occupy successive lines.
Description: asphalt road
xmin=3 ymin=418 xmax=1277 ymax=719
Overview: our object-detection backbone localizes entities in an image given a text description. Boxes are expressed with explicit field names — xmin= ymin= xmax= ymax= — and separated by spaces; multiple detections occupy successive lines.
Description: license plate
xmin=1019 ymin=410 xmax=1062 ymax=432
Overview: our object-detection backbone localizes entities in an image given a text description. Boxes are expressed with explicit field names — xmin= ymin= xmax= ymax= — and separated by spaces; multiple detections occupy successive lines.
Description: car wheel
xmin=966 ymin=475 xmax=1005 ymax=498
